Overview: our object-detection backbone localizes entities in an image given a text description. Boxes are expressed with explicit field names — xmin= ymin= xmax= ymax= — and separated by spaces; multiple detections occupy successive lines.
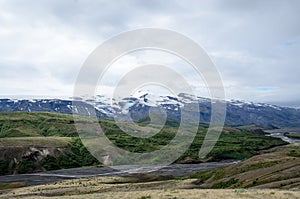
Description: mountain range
xmin=1 ymin=92 xmax=300 ymax=128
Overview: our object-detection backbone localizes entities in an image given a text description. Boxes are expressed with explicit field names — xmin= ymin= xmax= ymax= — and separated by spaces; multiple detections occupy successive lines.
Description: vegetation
xmin=0 ymin=112 xmax=78 ymax=137
xmin=42 ymin=138 xmax=99 ymax=170
xmin=0 ymin=160 xmax=9 ymax=175
xmin=180 ymin=128 xmax=286 ymax=161
xmin=287 ymin=149 xmax=300 ymax=157
xmin=0 ymin=112 xmax=288 ymax=174
xmin=212 ymin=178 xmax=239 ymax=188
xmin=100 ymin=120 xmax=286 ymax=162
xmin=0 ymin=112 xmax=298 ymax=197
xmin=189 ymin=144 xmax=300 ymax=189
xmin=0 ymin=174 xmax=299 ymax=198
xmin=0 ymin=136 xmax=70 ymax=147
xmin=0 ymin=182 xmax=27 ymax=190
xmin=0 ymin=137 xmax=99 ymax=174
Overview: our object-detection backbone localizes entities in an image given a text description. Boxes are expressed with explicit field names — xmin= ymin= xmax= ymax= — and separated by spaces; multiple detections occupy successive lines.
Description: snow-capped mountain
xmin=0 ymin=98 xmax=110 ymax=119
xmin=0 ymin=92 xmax=300 ymax=128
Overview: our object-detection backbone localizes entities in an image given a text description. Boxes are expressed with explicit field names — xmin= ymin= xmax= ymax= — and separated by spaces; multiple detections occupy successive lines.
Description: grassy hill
xmin=0 ymin=112 xmax=288 ymax=174
xmin=190 ymin=144 xmax=300 ymax=189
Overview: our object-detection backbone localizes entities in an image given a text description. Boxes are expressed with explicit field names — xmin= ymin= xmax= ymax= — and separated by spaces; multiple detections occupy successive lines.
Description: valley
xmin=0 ymin=144 xmax=299 ymax=198
xmin=0 ymin=103 xmax=299 ymax=198
xmin=0 ymin=112 xmax=287 ymax=175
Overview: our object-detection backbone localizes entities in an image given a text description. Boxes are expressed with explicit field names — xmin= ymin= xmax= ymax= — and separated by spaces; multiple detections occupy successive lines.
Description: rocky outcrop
xmin=0 ymin=146 xmax=68 ymax=174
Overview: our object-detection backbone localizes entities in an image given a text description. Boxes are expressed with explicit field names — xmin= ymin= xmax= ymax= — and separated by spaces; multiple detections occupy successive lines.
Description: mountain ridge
xmin=0 ymin=93 xmax=300 ymax=128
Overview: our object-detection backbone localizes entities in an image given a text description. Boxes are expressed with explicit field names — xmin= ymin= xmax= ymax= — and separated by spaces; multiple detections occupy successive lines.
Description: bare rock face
xmin=0 ymin=146 xmax=68 ymax=174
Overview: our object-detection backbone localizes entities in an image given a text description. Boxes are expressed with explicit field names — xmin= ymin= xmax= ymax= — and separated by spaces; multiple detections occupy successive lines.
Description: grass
xmin=287 ymin=149 xmax=300 ymax=157
xmin=0 ymin=112 xmax=78 ymax=137
xmin=212 ymin=178 xmax=239 ymax=188
xmin=0 ymin=182 xmax=27 ymax=190
xmin=0 ymin=112 xmax=287 ymax=161
xmin=0 ymin=137 xmax=70 ymax=147
xmin=0 ymin=176 xmax=299 ymax=198
xmin=0 ymin=112 xmax=299 ymax=197
xmin=0 ymin=112 xmax=288 ymax=174
xmin=189 ymin=143 xmax=300 ymax=189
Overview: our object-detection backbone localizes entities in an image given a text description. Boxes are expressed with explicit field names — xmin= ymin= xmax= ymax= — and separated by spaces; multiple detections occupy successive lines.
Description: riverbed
xmin=266 ymin=128 xmax=300 ymax=144
xmin=0 ymin=161 xmax=237 ymax=186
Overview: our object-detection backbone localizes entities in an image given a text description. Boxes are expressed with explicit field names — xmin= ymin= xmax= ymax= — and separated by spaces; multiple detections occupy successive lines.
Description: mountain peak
xmin=0 ymin=93 xmax=299 ymax=128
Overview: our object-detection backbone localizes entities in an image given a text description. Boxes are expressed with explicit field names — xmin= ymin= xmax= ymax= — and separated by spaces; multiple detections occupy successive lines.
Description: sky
xmin=0 ymin=0 xmax=300 ymax=107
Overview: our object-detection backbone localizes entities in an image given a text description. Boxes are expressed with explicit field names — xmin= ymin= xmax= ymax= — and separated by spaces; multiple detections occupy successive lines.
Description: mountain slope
xmin=1 ymin=93 xmax=300 ymax=128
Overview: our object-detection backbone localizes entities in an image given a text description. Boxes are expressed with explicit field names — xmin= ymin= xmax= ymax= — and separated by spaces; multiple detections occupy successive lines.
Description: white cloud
xmin=0 ymin=0 xmax=299 ymax=107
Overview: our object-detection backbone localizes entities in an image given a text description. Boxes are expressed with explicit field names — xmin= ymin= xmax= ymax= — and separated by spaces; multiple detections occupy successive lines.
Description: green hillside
xmin=0 ymin=112 xmax=78 ymax=137
xmin=0 ymin=112 xmax=288 ymax=174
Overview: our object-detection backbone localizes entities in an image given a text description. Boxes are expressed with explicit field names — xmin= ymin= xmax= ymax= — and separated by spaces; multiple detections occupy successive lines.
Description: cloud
xmin=0 ymin=0 xmax=299 ymax=107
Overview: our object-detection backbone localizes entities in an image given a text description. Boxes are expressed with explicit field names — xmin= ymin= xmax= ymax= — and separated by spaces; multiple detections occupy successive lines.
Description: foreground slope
xmin=191 ymin=144 xmax=300 ymax=189
xmin=1 ymin=145 xmax=299 ymax=198
xmin=0 ymin=178 xmax=299 ymax=199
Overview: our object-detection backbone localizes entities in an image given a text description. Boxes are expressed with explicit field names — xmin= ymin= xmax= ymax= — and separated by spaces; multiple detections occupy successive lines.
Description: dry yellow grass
xmin=64 ymin=189 xmax=299 ymax=199
xmin=0 ymin=176 xmax=299 ymax=199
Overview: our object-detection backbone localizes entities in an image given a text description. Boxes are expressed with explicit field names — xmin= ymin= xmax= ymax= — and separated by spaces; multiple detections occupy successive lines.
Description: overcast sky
xmin=0 ymin=0 xmax=300 ymax=107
